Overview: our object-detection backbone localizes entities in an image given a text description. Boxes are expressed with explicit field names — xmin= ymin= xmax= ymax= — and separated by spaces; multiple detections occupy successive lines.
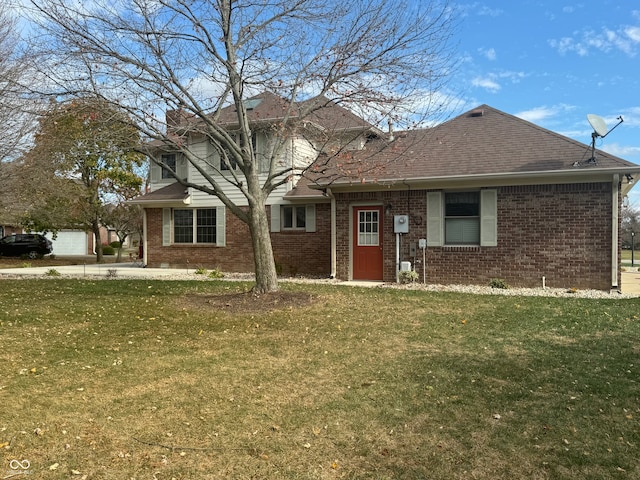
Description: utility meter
xmin=394 ymin=215 xmax=409 ymax=234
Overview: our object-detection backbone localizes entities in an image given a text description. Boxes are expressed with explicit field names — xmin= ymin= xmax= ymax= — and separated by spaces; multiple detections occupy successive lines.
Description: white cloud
xmin=471 ymin=76 xmax=500 ymax=92
xmin=515 ymin=104 xmax=575 ymax=123
xmin=600 ymin=143 xmax=640 ymax=159
xmin=549 ymin=22 xmax=640 ymax=57
xmin=479 ymin=47 xmax=497 ymax=61
xmin=625 ymin=26 xmax=640 ymax=42
xmin=516 ymin=106 xmax=558 ymax=123
xmin=459 ymin=3 xmax=503 ymax=18
xmin=477 ymin=6 xmax=503 ymax=17
xmin=470 ymin=70 xmax=526 ymax=93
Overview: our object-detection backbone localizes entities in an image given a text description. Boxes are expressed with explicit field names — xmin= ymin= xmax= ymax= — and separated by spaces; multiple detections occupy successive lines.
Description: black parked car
xmin=0 ymin=234 xmax=53 ymax=259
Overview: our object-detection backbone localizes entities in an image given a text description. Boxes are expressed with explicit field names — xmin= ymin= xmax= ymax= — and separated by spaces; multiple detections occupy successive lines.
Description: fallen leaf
xmin=49 ymin=463 xmax=59 ymax=470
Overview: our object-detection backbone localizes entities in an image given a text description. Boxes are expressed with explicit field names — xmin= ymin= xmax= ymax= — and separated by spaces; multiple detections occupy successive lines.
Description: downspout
xmin=142 ymin=208 xmax=148 ymax=266
xmin=611 ymin=175 xmax=619 ymax=289
xmin=326 ymin=188 xmax=337 ymax=279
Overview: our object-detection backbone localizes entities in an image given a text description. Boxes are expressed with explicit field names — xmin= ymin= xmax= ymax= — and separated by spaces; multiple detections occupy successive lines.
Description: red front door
xmin=353 ymin=206 xmax=384 ymax=280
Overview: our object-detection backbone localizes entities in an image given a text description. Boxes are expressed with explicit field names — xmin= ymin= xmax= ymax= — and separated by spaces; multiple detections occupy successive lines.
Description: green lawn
xmin=622 ymin=249 xmax=639 ymax=265
xmin=1 ymin=279 xmax=639 ymax=479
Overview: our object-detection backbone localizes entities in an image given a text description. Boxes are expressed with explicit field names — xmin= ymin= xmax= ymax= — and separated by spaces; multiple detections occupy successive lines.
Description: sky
xmin=451 ymin=1 xmax=640 ymax=206
xmin=7 ymin=1 xmax=640 ymax=204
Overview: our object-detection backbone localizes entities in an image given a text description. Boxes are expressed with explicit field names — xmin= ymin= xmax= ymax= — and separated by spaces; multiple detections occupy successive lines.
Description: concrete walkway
xmin=622 ymin=270 xmax=640 ymax=295
xmin=0 ymin=262 xmax=193 ymax=278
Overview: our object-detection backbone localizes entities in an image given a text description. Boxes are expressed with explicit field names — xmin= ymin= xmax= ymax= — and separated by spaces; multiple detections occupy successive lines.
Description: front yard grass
xmin=1 ymin=279 xmax=639 ymax=479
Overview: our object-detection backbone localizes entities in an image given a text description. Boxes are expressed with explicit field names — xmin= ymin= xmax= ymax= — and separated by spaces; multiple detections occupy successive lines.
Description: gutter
xmin=314 ymin=167 xmax=640 ymax=191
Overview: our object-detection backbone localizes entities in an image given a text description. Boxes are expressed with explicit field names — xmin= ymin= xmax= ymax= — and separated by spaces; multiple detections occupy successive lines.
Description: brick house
xmin=133 ymin=96 xmax=639 ymax=290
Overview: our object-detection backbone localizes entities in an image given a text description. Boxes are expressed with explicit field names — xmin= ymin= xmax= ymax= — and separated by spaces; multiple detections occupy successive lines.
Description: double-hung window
xmin=221 ymin=133 xmax=257 ymax=171
xmin=270 ymin=204 xmax=316 ymax=233
xmin=427 ymin=190 xmax=497 ymax=247
xmin=173 ymin=208 xmax=217 ymax=244
xmin=161 ymin=154 xmax=176 ymax=179
xmin=445 ymin=192 xmax=480 ymax=245
xmin=163 ymin=207 xmax=225 ymax=246
xmin=282 ymin=206 xmax=306 ymax=230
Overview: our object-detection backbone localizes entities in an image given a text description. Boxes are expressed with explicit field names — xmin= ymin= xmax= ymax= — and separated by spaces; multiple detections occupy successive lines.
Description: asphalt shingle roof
xmin=308 ymin=104 xmax=638 ymax=186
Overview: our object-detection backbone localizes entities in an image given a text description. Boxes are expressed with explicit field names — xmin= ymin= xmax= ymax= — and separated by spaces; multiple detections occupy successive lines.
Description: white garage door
xmin=46 ymin=231 xmax=88 ymax=256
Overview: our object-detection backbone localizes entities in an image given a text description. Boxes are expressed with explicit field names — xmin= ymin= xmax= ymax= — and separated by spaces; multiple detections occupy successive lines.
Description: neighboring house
xmin=133 ymin=95 xmax=640 ymax=291
xmin=1 ymin=160 xmax=95 ymax=255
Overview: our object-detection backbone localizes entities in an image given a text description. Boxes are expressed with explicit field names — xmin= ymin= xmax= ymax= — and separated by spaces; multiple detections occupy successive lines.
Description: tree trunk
xmin=248 ymin=204 xmax=279 ymax=294
xmin=93 ymin=222 xmax=103 ymax=263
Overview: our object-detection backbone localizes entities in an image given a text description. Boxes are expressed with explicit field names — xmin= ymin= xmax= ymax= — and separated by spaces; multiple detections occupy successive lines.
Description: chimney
xmin=388 ymin=119 xmax=394 ymax=141
xmin=166 ymin=108 xmax=188 ymax=128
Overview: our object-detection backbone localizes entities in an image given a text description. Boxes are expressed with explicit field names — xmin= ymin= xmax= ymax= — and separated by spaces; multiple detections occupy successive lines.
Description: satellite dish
xmin=587 ymin=114 xmax=608 ymax=137
xmin=585 ymin=113 xmax=624 ymax=164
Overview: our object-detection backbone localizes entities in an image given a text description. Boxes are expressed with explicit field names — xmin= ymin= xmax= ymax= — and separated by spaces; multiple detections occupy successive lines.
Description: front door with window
xmin=352 ymin=206 xmax=384 ymax=280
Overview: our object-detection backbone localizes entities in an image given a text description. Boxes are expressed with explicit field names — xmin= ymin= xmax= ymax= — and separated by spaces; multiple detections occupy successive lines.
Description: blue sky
xmin=452 ymin=1 xmax=640 ymax=205
xmin=9 ymin=1 xmax=640 ymax=203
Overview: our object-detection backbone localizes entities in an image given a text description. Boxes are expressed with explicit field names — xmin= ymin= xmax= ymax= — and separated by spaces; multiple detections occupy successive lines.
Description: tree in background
xmin=28 ymin=0 xmax=459 ymax=292
xmin=0 ymin=4 xmax=40 ymax=221
xmin=103 ymin=203 xmax=144 ymax=262
xmin=20 ymin=97 xmax=145 ymax=262
xmin=622 ymin=205 xmax=640 ymax=252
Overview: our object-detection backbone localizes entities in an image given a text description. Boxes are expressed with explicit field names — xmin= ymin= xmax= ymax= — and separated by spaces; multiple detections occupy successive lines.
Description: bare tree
xmin=27 ymin=0 xmax=458 ymax=293
xmin=0 ymin=5 xmax=36 ymax=162
xmin=0 ymin=4 xmax=40 ymax=218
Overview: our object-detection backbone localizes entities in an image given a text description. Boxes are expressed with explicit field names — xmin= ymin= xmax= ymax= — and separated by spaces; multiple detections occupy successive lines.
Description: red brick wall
xmin=271 ymin=203 xmax=332 ymax=277
xmin=145 ymin=204 xmax=331 ymax=276
xmin=334 ymin=183 xmax=619 ymax=290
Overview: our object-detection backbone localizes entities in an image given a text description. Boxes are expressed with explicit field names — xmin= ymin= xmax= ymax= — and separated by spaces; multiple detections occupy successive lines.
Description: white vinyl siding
xmin=426 ymin=190 xmax=497 ymax=247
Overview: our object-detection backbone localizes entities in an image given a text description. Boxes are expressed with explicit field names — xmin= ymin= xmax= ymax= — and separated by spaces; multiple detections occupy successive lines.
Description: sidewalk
xmin=621 ymin=270 xmax=640 ymax=295
xmin=0 ymin=262 xmax=194 ymax=278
